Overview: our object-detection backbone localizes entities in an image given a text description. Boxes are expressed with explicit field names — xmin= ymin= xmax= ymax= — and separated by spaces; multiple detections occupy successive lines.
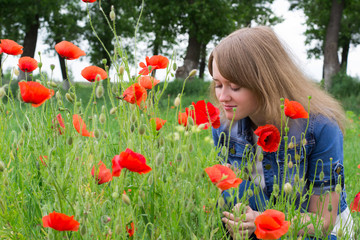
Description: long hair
xmin=208 ymin=26 xmax=345 ymax=132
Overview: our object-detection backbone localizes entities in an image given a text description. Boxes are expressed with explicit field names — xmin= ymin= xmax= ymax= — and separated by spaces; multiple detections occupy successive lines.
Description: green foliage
xmin=329 ymin=72 xmax=360 ymax=113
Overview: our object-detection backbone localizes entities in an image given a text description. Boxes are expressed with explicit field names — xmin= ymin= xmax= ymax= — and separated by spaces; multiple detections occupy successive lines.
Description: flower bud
xmin=111 ymin=84 xmax=118 ymax=94
xmin=198 ymin=123 xmax=206 ymax=130
xmin=50 ymin=64 xmax=55 ymax=71
xmin=65 ymin=93 xmax=74 ymax=103
xmin=272 ymin=184 xmax=279 ymax=197
xmin=155 ymin=153 xmax=164 ymax=166
xmin=99 ymin=113 xmax=106 ymax=124
xmin=327 ymin=204 xmax=333 ymax=212
xmin=38 ymin=62 xmax=43 ymax=68
xmin=302 ymin=138 xmax=307 ymax=146
xmin=130 ymin=113 xmax=136 ymax=123
xmin=0 ymin=87 xmax=6 ymax=98
xmin=247 ymin=189 xmax=253 ymax=197
xmin=119 ymin=66 xmax=125 ymax=75
xmin=94 ymin=129 xmax=101 ymax=139
xmin=0 ymin=160 xmax=5 ymax=172
xmin=109 ymin=5 xmax=116 ymax=21
xmin=102 ymin=58 xmax=107 ymax=65
xmin=288 ymin=161 xmax=293 ymax=169
xmin=147 ymin=174 xmax=153 ymax=185
xmin=337 ymin=228 xmax=343 ymax=238
xmin=122 ymin=193 xmax=131 ymax=205
xmin=188 ymin=69 xmax=197 ymax=78
xmin=335 ymin=184 xmax=342 ymax=194
xmin=319 ymin=171 xmax=324 ymax=181
xmin=80 ymin=225 xmax=86 ymax=236
xmin=14 ymin=68 xmax=19 ymax=76
xmin=96 ymin=85 xmax=104 ymax=98
xmin=55 ymin=91 xmax=62 ymax=101
xmin=110 ymin=107 xmax=118 ymax=115
xmin=138 ymin=124 xmax=146 ymax=135
xmin=258 ymin=153 xmax=264 ymax=162
xmin=174 ymin=94 xmax=181 ymax=107
xmin=284 ymin=182 xmax=293 ymax=194
xmin=130 ymin=124 xmax=135 ymax=133
xmin=189 ymin=144 xmax=194 ymax=152
xmin=288 ymin=142 xmax=294 ymax=149
xmin=187 ymin=116 xmax=194 ymax=127
xmin=67 ymin=136 xmax=73 ymax=145
xmin=49 ymin=81 xmax=57 ymax=88
xmin=36 ymin=79 xmax=41 ymax=84
xmin=172 ymin=63 xmax=177 ymax=71
xmin=176 ymin=153 xmax=182 ymax=161
xmin=23 ymin=122 xmax=29 ymax=131
xmin=112 ymin=192 xmax=119 ymax=199
xmin=101 ymin=215 xmax=111 ymax=224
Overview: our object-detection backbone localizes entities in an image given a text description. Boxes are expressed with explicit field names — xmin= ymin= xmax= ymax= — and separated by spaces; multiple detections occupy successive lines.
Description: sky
xmin=2 ymin=0 xmax=360 ymax=83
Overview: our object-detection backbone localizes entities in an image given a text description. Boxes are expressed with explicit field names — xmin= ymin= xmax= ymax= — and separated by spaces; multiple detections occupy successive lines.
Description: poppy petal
xmin=55 ymin=41 xmax=86 ymax=60
xmin=81 ymin=66 xmax=107 ymax=82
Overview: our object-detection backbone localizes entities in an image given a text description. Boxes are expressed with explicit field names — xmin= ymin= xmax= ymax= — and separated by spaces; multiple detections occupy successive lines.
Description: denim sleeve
xmin=308 ymin=116 xmax=344 ymax=195
xmin=212 ymin=127 xmax=220 ymax=148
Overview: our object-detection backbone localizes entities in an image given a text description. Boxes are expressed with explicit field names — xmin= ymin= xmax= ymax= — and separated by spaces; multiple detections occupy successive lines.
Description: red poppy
xmin=39 ymin=156 xmax=48 ymax=166
xmin=55 ymin=41 xmax=86 ymax=60
xmin=0 ymin=46 xmax=3 ymax=54
xmin=254 ymin=124 xmax=280 ymax=153
xmin=81 ymin=66 xmax=107 ymax=82
xmin=72 ymin=114 xmax=94 ymax=137
xmin=358 ymin=164 xmax=360 ymax=169
xmin=178 ymin=111 xmax=188 ymax=126
xmin=18 ymin=56 xmax=38 ymax=73
xmin=190 ymin=100 xmax=220 ymax=129
xmin=18 ymin=81 xmax=54 ymax=107
xmin=139 ymin=76 xmax=160 ymax=89
xmin=123 ymin=83 xmax=147 ymax=107
xmin=91 ymin=161 xmax=113 ymax=185
xmin=0 ymin=39 xmax=23 ymax=55
xmin=42 ymin=211 xmax=80 ymax=231
xmin=126 ymin=222 xmax=135 ymax=237
xmin=139 ymin=55 xmax=169 ymax=75
xmin=57 ymin=113 xmax=65 ymax=134
xmin=204 ymin=164 xmax=242 ymax=191
xmin=112 ymin=148 xmax=152 ymax=176
xmin=350 ymin=192 xmax=360 ymax=212
xmin=254 ymin=209 xmax=290 ymax=240
xmin=284 ymin=98 xmax=309 ymax=119
xmin=150 ymin=118 xmax=167 ymax=131
xmin=82 ymin=0 xmax=96 ymax=2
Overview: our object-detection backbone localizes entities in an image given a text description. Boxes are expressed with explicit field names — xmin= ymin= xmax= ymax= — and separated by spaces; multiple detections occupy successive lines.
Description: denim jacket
xmin=212 ymin=114 xmax=348 ymax=214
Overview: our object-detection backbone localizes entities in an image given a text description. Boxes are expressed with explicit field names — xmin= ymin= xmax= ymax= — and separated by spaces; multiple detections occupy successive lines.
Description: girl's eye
xmin=215 ymin=85 xmax=222 ymax=89
xmin=231 ymin=86 xmax=241 ymax=91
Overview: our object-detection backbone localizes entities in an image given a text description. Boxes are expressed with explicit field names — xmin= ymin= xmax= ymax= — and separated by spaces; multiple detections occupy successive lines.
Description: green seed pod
xmin=130 ymin=124 xmax=135 ymax=133
xmin=288 ymin=142 xmax=294 ymax=149
xmin=23 ymin=122 xmax=29 ymax=131
xmin=65 ymin=93 xmax=74 ymax=103
xmin=155 ymin=153 xmax=164 ymax=166
xmin=258 ymin=153 xmax=264 ymax=162
xmin=337 ymin=228 xmax=343 ymax=238
xmin=122 ymin=194 xmax=131 ymax=205
xmin=102 ymin=58 xmax=107 ymax=65
xmin=94 ymin=129 xmax=101 ymax=139
xmin=247 ymin=189 xmax=253 ymax=197
xmin=110 ymin=107 xmax=118 ymax=115
xmin=111 ymin=84 xmax=118 ymax=94
xmin=112 ymin=192 xmax=119 ymax=199
xmin=99 ymin=113 xmax=106 ymax=124
xmin=96 ymin=85 xmax=104 ymax=98
xmin=38 ymin=62 xmax=43 ymax=68
xmin=319 ymin=171 xmax=325 ymax=181
xmin=130 ymin=113 xmax=136 ymax=123
xmin=49 ymin=81 xmax=57 ymax=88
xmin=176 ymin=153 xmax=182 ymax=161
xmin=172 ymin=63 xmax=177 ymax=71
xmin=327 ymin=204 xmax=333 ymax=212
xmin=288 ymin=161 xmax=293 ymax=169
xmin=284 ymin=182 xmax=293 ymax=194
xmin=138 ymin=124 xmax=146 ymax=135
xmin=66 ymin=136 xmax=73 ymax=145
xmin=188 ymin=144 xmax=194 ymax=152
xmin=0 ymin=160 xmax=5 ymax=172
xmin=50 ymin=64 xmax=55 ymax=71
xmin=188 ymin=69 xmax=197 ymax=78
xmin=335 ymin=184 xmax=342 ymax=194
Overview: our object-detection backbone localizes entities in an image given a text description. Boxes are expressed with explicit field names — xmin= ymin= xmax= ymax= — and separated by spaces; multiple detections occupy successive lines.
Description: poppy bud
xmin=337 ymin=228 xmax=343 ymax=238
xmin=295 ymin=154 xmax=301 ymax=161
xmin=288 ymin=141 xmax=294 ymax=149
xmin=188 ymin=69 xmax=197 ymax=78
xmin=288 ymin=161 xmax=293 ymax=169
xmin=284 ymin=182 xmax=293 ymax=194
xmin=94 ymin=129 xmax=101 ymax=139
xmin=335 ymin=184 xmax=342 ymax=194
xmin=101 ymin=215 xmax=111 ymax=224
xmin=327 ymin=204 xmax=333 ymax=212
xmin=138 ymin=124 xmax=146 ymax=135
xmin=130 ymin=124 xmax=135 ymax=133
xmin=67 ymin=136 xmax=73 ymax=145
xmin=284 ymin=127 xmax=289 ymax=134
xmin=187 ymin=116 xmax=194 ymax=127
xmin=198 ymin=123 xmax=206 ymax=130
xmin=217 ymin=197 xmax=225 ymax=208
xmin=38 ymin=62 xmax=43 ymax=68
xmin=35 ymin=79 xmax=41 ymax=84
xmin=174 ymin=94 xmax=180 ymax=107
xmin=49 ymin=81 xmax=57 ymax=88
xmin=258 ymin=153 xmax=264 ymax=162
xmin=122 ymin=193 xmax=131 ymax=205
xmin=23 ymin=122 xmax=29 ymax=131
xmin=109 ymin=6 xmax=116 ymax=21
xmin=176 ymin=153 xmax=182 ymax=161
xmin=119 ymin=66 xmax=125 ymax=75
xmin=96 ymin=85 xmax=104 ymax=98
xmin=0 ymin=160 xmax=5 ymax=172
xmin=65 ymin=93 xmax=74 ymax=103
xmin=253 ymin=187 xmax=260 ymax=196
xmin=272 ymin=184 xmax=279 ymax=197
xmin=112 ymin=192 xmax=119 ymax=199
xmin=102 ymin=58 xmax=107 ymax=65
xmin=158 ymin=137 xmax=165 ymax=146
xmin=155 ymin=153 xmax=164 ymax=166
xmin=148 ymin=174 xmax=153 ymax=185
xmin=55 ymin=91 xmax=62 ymax=101
xmin=99 ymin=113 xmax=106 ymax=124
xmin=247 ymin=189 xmax=253 ymax=197
xmin=130 ymin=113 xmax=136 ymax=123
xmin=110 ymin=107 xmax=118 ymax=115
xmin=319 ymin=171 xmax=324 ymax=181
xmin=172 ymin=63 xmax=177 ymax=71
xmin=308 ymin=96 xmax=312 ymax=100
xmin=111 ymin=84 xmax=118 ymax=94
xmin=174 ymin=132 xmax=180 ymax=140
xmin=14 ymin=68 xmax=20 ymax=76
xmin=302 ymin=138 xmax=307 ymax=145
xmin=50 ymin=64 xmax=55 ymax=71
xmin=189 ymin=144 xmax=194 ymax=152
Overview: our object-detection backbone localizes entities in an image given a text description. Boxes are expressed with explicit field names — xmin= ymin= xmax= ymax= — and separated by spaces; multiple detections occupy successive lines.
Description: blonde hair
xmin=208 ymin=26 xmax=345 ymax=132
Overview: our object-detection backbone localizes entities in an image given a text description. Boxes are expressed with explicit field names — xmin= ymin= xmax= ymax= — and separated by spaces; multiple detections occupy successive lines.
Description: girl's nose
xmin=218 ymin=88 xmax=231 ymax=102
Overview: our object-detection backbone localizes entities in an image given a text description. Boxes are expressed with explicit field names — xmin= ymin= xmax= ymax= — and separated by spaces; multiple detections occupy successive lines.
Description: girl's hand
xmin=221 ymin=204 xmax=259 ymax=239
xmin=225 ymin=163 xmax=241 ymax=175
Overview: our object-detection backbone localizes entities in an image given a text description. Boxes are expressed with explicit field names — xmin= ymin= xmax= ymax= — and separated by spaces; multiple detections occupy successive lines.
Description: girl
xmin=209 ymin=26 xmax=354 ymax=239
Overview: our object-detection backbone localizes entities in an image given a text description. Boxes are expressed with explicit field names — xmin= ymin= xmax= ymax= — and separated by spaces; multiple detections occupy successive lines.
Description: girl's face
xmin=213 ymin=59 xmax=259 ymax=122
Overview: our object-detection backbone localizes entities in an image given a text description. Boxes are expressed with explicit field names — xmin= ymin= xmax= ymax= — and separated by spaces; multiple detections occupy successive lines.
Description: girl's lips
xmin=223 ymin=105 xmax=237 ymax=111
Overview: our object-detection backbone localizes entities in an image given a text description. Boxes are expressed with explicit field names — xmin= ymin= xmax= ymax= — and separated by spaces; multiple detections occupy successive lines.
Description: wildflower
xmin=254 ymin=209 xmax=290 ymax=240
xmin=18 ymin=81 xmax=54 ymax=107
xmin=72 ymin=114 xmax=94 ymax=137
xmin=0 ymin=39 xmax=23 ymax=55
xmin=150 ymin=118 xmax=167 ymax=131
xmin=122 ymin=83 xmax=147 ymax=107
xmin=284 ymin=98 xmax=309 ymax=119
xmin=126 ymin=222 xmax=135 ymax=237
xmin=139 ymin=55 xmax=169 ymax=75
xmin=81 ymin=66 xmax=107 ymax=82
xmin=42 ymin=211 xmax=80 ymax=231
xmin=122 ymin=194 xmax=131 ymax=205
xmin=18 ymin=57 xmax=38 ymax=73
xmin=139 ymin=75 xmax=160 ymax=89
xmin=109 ymin=5 xmax=116 ymax=21
xmin=358 ymin=164 xmax=360 ymax=169
xmin=55 ymin=41 xmax=86 ymax=60
xmin=111 ymin=148 xmax=152 ymax=176
xmin=204 ymin=164 xmax=242 ymax=191
xmin=52 ymin=113 xmax=65 ymax=135
xmin=254 ymin=124 xmax=280 ymax=153
xmin=190 ymin=100 xmax=220 ymax=129
xmin=178 ymin=111 xmax=188 ymax=127
xmin=91 ymin=161 xmax=112 ymax=185
xmin=350 ymin=192 xmax=360 ymax=212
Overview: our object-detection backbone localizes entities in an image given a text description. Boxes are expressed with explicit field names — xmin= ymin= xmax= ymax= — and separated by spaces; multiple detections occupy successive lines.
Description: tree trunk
xmin=199 ymin=43 xmax=207 ymax=79
xmin=340 ymin=36 xmax=350 ymax=73
xmin=323 ymin=0 xmax=344 ymax=91
xmin=18 ymin=15 xmax=40 ymax=81
xmin=175 ymin=33 xmax=201 ymax=79
xmin=55 ymin=39 xmax=70 ymax=90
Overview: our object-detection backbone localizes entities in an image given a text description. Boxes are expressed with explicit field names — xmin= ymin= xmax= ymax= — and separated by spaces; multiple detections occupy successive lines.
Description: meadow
xmin=0 ymin=2 xmax=360 ymax=239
